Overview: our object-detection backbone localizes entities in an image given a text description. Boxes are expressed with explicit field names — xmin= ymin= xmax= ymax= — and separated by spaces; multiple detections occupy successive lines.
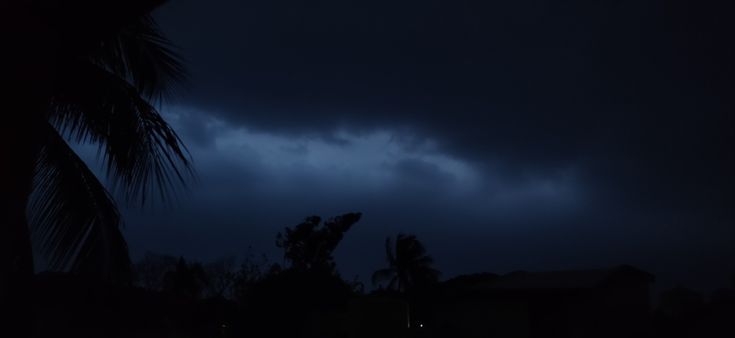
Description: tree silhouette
xmin=34 ymin=13 xmax=190 ymax=283
xmin=276 ymin=213 xmax=362 ymax=273
xmin=231 ymin=251 xmax=272 ymax=302
xmin=372 ymin=234 xmax=440 ymax=293
xmin=203 ymin=256 xmax=238 ymax=299
xmin=4 ymin=5 xmax=189 ymax=286
xmin=163 ymin=257 xmax=209 ymax=302
xmin=3 ymin=2 xmax=188 ymax=334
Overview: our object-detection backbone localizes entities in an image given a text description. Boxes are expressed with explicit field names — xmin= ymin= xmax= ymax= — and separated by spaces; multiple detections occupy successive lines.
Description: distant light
xmin=419 ymin=323 xmax=424 ymax=328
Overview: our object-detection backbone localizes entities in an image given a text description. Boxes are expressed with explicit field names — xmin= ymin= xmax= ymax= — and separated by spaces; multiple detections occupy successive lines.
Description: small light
xmin=419 ymin=323 xmax=424 ymax=328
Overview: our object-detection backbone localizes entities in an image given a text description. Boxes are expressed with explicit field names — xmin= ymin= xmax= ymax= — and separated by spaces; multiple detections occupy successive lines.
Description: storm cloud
xmin=99 ymin=0 xmax=735 ymax=293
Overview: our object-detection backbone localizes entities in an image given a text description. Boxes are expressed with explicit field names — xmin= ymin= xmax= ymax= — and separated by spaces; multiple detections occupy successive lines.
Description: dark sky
xmin=92 ymin=0 xmax=734 ymax=293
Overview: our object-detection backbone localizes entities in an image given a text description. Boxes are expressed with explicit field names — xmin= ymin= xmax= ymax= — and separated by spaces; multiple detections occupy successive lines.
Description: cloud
xmin=161 ymin=107 xmax=558 ymax=199
xmin=72 ymin=104 xmax=731 ymax=294
xmin=108 ymin=106 xmax=585 ymax=258
xmin=116 ymin=0 xmax=735 ymax=292
xmin=152 ymin=0 xmax=734 ymax=217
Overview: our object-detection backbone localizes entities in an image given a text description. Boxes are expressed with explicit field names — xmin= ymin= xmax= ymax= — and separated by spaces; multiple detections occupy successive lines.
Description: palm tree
xmin=1 ymin=2 xmax=190 ymax=335
xmin=34 ymin=13 xmax=191 ymax=281
xmin=1 ymin=1 xmax=190 ymax=291
xmin=372 ymin=234 xmax=441 ymax=293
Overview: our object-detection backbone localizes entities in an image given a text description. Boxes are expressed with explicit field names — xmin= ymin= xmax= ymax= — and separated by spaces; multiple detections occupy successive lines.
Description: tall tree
xmin=372 ymin=234 xmax=441 ymax=293
xmin=276 ymin=213 xmax=362 ymax=273
xmin=1 ymin=2 xmax=190 ymax=331
xmin=36 ymin=11 xmax=189 ymax=282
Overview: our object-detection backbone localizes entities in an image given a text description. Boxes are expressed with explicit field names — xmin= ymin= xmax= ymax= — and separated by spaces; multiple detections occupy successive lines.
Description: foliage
xmin=203 ymin=256 xmax=238 ymax=299
xmin=276 ymin=212 xmax=362 ymax=273
xmin=243 ymin=268 xmax=354 ymax=337
xmin=28 ymin=13 xmax=191 ymax=283
xmin=372 ymin=234 xmax=441 ymax=294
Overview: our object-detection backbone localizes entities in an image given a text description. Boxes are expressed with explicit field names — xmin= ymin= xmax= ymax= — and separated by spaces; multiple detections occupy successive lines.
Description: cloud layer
xmin=96 ymin=0 xmax=735 ymax=292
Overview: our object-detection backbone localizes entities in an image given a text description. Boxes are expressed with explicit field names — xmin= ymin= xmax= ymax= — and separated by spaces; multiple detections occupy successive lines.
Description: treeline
xmin=30 ymin=212 xmax=735 ymax=338
xmin=32 ymin=212 xmax=437 ymax=337
xmin=131 ymin=213 xmax=442 ymax=302
xmin=118 ymin=212 xmax=441 ymax=337
xmin=32 ymin=213 xmax=385 ymax=337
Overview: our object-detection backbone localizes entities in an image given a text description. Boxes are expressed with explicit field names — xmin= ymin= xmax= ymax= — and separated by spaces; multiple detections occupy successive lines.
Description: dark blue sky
xmin=86 ymin=0 xmax=734 ymax=294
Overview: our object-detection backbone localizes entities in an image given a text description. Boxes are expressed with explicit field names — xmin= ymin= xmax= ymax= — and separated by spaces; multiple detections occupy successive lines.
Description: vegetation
xmin=372 ymin=234 xmax=441 ymax=293
xmin=2 ymin=3 xmax=190 ymax=336
xmin=276 ymin=213 xmax=362 ymax=273
xmin=24 ymin=212 xmax=735 ymax=338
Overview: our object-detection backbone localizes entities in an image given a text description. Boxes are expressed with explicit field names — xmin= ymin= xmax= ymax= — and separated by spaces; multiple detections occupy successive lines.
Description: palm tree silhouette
xmin=34 ymin=14 xmax=191 ymax=282
xmin=1 ymin=2 xmax=189 ymax=336
xmin=1 ymin=1 xmax=190 ymax=291
xmin=372 ymin=234 xmax=441 ymax=293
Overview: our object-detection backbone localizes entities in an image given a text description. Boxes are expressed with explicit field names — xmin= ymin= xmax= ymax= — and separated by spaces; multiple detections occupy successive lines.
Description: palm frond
xmin=51 ymin=58 xmax=193 ymax=205
xmin=29 ymin=123 xmax=132 ymax=283
xmin=377 ymin=234 xmax=441 ymax=292
xmin=398 ymin=234 xmax=427 ymax=260
xmin=89 ymin=14 xmax=187 ymax=102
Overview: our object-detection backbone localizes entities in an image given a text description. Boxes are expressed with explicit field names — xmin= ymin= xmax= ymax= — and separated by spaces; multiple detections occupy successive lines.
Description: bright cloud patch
xmin=165 ymin=107 xmax=484 ymax=193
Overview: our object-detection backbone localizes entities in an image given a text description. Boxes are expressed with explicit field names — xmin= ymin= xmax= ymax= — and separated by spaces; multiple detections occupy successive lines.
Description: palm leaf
xmin=376 ymin=234 xmax=441 ymax=292
xmin=89 ymin=14 xmax=187 ymax=102
xmin=29 ymin=123 xmax=132 ymax=283
xmin=51 ymin=58 xmax=193 ymax=205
